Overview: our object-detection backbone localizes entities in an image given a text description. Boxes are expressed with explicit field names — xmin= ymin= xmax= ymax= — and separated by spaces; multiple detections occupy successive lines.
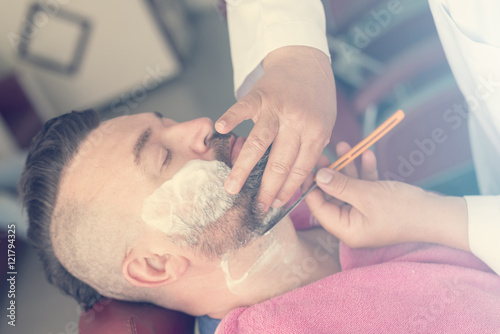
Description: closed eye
xmin=162 ymin=148 xmax=172 ymax=167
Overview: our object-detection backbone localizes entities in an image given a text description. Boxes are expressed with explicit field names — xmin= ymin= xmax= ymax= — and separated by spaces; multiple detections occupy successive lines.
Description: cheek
xmin=141 ymin=160 xmax=237 ymax=238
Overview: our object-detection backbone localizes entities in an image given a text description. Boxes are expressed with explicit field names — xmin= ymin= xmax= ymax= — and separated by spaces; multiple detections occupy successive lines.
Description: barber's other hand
xmin=216 ymin=46 xmax=336 ymax=211
xmin=305 ymin=157 xmax=469 ymax=251
xmin=301 ymin=142 xmax=379 ymax=206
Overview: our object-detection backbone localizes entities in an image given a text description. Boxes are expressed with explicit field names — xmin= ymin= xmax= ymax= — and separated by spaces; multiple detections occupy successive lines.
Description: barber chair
xmin=79 ymin=299 xmax=195 ymax=334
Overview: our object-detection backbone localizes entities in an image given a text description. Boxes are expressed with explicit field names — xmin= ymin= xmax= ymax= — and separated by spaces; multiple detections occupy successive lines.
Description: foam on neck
xmin=219 ymin=217 xmax=298 ymax=295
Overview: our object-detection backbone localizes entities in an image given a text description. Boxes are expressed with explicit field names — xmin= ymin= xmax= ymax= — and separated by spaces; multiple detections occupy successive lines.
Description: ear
xmin=122 ymin=249 xmax=190 ymax=288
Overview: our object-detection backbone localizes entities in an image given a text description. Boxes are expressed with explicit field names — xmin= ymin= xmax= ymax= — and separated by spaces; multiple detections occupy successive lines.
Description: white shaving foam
xmin=220 ymin=236 xmax=282 ymax=294
xmin=142 ymin=159 xmax=235 ymax=237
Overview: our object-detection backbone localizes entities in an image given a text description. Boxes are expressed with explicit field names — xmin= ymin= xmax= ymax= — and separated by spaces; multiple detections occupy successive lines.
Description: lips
xmin=230 ymin=136 xmax=246 ymax=165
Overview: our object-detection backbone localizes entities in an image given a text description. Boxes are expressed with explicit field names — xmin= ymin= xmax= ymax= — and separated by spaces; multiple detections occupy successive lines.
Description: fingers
xmin=305 ymin=185 xmax=358 ymax=243
xmin=335 ymin=142 xmax=358 ymax=179
xmin=257 ymin=129 xmax=313 ymax=210
xmin=314 ymin=154 xmax=347 ymax=206
xmin=301 ymin=155 xmax=329 ymax=194
xmin=305 ymin=186 xmax=343 ymax=228
xmin=336 ymin=141 xmax=378 ymax=181
xmin=306 ymin=169 xmax=371 ymax=244
xmin=316 ymin=154 xmax=332 ymax=170
xmin=315 ymin=168 xmax=366 ymax=207
xmin=270 ymin=144 xmax=324 ymax=208
xmin=215 ymin=94 xmax=260 ymax=134
xmin=361 ymin=150 xmax=379 ymax=181
xmin=225 ymin=112 xmax=279 ymax=195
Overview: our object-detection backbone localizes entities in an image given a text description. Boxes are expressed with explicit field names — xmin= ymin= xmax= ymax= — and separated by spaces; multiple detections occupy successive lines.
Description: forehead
xmin=57 ymin=113 xmax=160 ymax=214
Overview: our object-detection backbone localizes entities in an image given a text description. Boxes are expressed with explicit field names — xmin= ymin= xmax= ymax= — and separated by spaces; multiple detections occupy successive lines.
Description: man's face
xmin=58 ymin=112 xmax=271 ymax=260
xmin=60 ymin=112 xmax=222 ymax=218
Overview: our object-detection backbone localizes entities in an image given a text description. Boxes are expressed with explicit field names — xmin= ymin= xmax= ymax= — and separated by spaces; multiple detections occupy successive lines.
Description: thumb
xmin=315 ymin=168 xmax=365 ymax=207
xmin=215 ymin=94 xmax=259 ymax=134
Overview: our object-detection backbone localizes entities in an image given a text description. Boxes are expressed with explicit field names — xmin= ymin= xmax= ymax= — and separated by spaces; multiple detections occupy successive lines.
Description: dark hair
xmin=18 ymin=109 xmax=103 ymax=311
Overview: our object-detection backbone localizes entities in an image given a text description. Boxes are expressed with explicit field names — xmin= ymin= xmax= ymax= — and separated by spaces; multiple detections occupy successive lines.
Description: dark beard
xmin=207 ymin=131 xmax=269 ymax=191
xmin=208 ymin=131 xmax=273 ymax=218
xmin=207 ymin=131 xmax=233 ymax=168
xmin=182 ymin=132 xmax=283 ymax=258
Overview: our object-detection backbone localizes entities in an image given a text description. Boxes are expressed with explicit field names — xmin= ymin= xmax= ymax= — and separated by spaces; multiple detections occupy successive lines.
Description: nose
xmin=163 ymin=117 xmax=214 ymax=154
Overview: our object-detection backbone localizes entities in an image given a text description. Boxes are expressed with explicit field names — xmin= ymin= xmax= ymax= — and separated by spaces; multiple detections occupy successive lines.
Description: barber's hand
xmin=305 ymin=146 xmax=470 ymax=252
xmin=216 ymin=46 xmax=336 ymax=211
xmin=302 ymin=141 xmax=379 ymax=202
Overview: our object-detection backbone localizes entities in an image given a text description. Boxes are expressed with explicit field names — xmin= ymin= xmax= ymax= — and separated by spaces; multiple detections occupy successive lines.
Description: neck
xmin=205 ymin=217 xmax=341 ymax=318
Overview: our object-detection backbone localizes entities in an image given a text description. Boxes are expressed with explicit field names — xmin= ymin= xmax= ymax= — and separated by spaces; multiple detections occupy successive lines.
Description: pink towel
xmin=216 ymin=192 xmax=500 ymax=333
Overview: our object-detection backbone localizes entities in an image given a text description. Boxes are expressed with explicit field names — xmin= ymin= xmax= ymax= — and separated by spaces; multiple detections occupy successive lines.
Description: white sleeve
xmin=429 ymin=0 xmax=500 ymax=274
xmin=464 ymin=196 xmax=500 ymax=274
xmin=428 ymin=0 xmax=500 ymax=195
xmin=225 ymin=0 xmax=330 ymax=99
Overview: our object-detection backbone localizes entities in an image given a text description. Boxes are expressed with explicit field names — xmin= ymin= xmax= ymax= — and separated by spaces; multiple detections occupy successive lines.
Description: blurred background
xmin=0 ymin=0 xmax=479 ymax=333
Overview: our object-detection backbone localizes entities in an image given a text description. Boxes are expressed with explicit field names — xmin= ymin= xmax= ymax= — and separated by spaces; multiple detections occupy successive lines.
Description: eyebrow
xmin=134 ymin=127 xmax=152 ymax=166
xmin=133 ymin=113 xmax=164 ymax=166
